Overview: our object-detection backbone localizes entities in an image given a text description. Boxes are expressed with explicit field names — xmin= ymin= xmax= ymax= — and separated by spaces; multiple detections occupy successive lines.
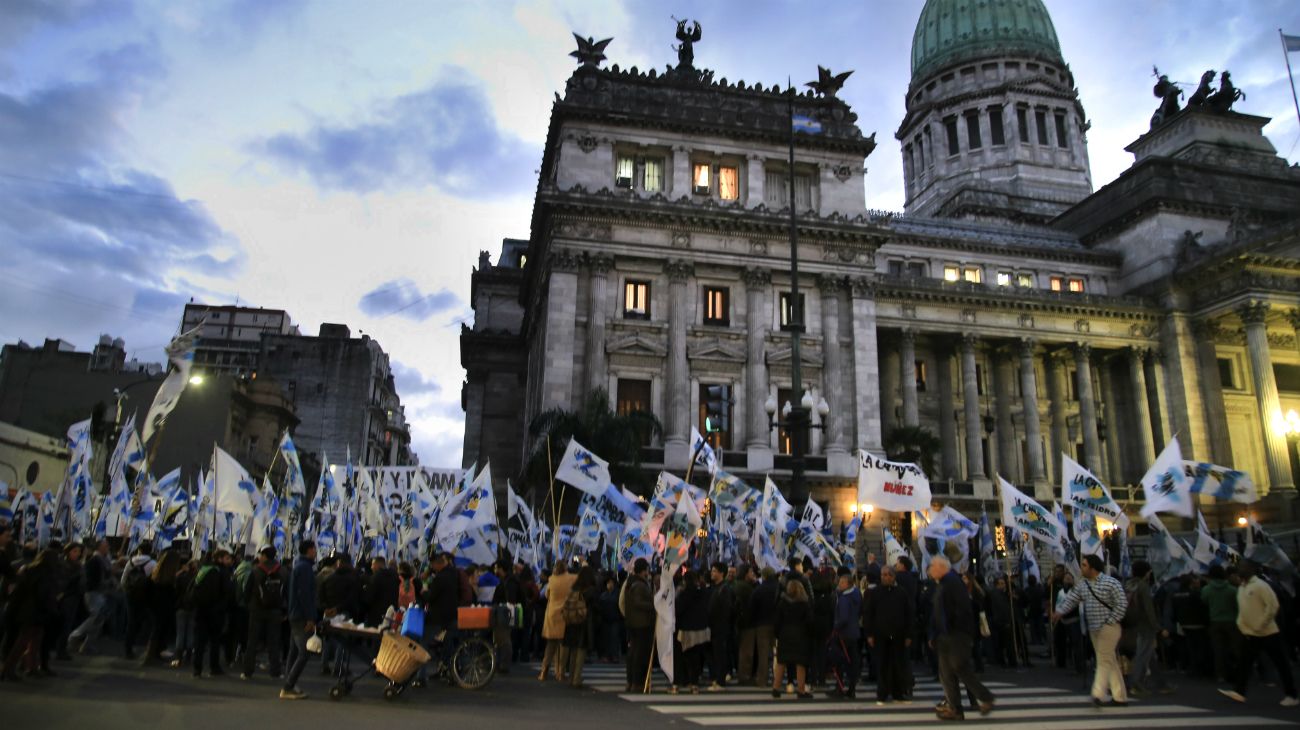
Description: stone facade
xmin=461 ymin=10 xmax=1300 ymax=527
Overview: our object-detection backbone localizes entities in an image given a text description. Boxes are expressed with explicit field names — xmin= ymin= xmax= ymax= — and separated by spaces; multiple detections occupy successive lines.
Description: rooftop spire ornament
xmin=672 ymin=17 xmax=702 ymax=69
xmin=569 ymin=33 xmax=612 ymax=69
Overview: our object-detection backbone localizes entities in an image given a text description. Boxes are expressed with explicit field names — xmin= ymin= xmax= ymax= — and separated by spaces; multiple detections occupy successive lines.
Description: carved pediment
xmin=688 ymin=338 xmax=746 ymax=363
xmin=765 ymin=344 xmax=824 ymax=368
xmin=606 ymin=332 xmax=668 ymax=357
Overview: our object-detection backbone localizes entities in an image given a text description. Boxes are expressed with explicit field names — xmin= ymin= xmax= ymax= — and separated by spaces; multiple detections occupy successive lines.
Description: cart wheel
xmin=384 ymin=685 xmax=399 ymax=701
xmin=452 ymin=637 xmax=496 ymax=690
xmin=329 ymin=686 xmax=344 ymax=701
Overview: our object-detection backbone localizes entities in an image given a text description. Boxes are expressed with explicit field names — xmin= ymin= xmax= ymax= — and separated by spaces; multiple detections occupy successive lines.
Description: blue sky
xmin=3 ymin=0 xmax=1299 ymax=468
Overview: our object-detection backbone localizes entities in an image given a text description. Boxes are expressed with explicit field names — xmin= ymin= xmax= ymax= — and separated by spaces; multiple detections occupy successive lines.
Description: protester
xmin=771 ymin=577 xmax=813 ymax=699
xmin=141 ymin=548 xmax=180 ymax=666
xmin=1202 ymin=564 xmax=1239 ymax=683
xmin=538 ymin=561 xmax=575 ymax=682
xmin=1052 ymin=554 xmax=1128 ymax=708
xmin=2 ymin=546 xmax=58 ymax=680
xmin=1125 ymin=560 xmax=1172 ymax=696
xmin=749 ymin=566 xmax=779 ymax=688
xmin=828 ymin=567 xmax=862 ymax=699
xmin=930 ymin=555 xmax=994 ymax=721
xmin=706 ymin=562 xmax=734 ymax=691
xmin=241 ymin=546 xmax=285 ymax=680
xmin=865 ymin=565 xmax=912 ymax=704
xmin=68 ymin=539 xmax=113 ymax=654
xmin=673 ymin=569 xmax=709 ymax=694
xmin=621 ymin=558 xmax=655 ymax=693
xmin=121 ymin=543 xmax=156 ymax=660
xmin=596 ymin=574 xmax=622 ymax=663
xmin=278 ymin=540 xmax=317 ymax=700
xmin=563 ymin=565 xmax=599 ymax=688
xmin=363 ymin=557 xmax=399 ymax=627
xmin=491 ymin=561 xmax=519 ymax=674
xmin=731 ymin=565 xmax=758 ymax=685
xmin=189 ymin=550 xmax=229 ymax=678
xmin=1218 ymin=561 xmax=1299 ymax=706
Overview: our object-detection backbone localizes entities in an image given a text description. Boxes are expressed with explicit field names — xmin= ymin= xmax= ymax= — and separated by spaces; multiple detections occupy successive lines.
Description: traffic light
xmin=704 ymin=384 xmax=730 ymax=433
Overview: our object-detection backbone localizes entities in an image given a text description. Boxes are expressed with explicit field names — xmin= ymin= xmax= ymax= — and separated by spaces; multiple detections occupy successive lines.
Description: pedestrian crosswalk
xmin=535 ymin=663 xmax=1295 ymax=728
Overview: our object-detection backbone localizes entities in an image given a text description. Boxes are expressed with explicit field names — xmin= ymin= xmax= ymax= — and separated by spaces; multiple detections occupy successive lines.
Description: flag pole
xmin=1282 ymin=30 xmax=1300 ymax=134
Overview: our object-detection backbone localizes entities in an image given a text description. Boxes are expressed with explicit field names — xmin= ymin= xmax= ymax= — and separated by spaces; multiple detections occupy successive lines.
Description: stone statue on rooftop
xmin=1150 ymin=66 xmax=1183 ymax=128
xmin=1187 ymin=69 xmax=1215 ymax=108
xmin=673 ymin=18 xmax=702 ymax=69
xmin=569 ymin=33 xmax=612 ymax=69
xmin=806 ymin=66 xmax=853 ymax=99
xmin=1208 ymin=70 xmax=1245 ymax=113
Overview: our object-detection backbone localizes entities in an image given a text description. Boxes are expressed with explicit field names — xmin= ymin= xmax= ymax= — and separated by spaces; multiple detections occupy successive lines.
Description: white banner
xmin=857 ymin=451 xmax=931 ymax=513
xmin=998 ymin=476 xmax=1064 ymax=549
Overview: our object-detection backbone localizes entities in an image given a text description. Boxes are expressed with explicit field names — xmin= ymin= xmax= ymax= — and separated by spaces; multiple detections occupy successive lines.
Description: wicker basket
xmin=374 ymin=631 xmax=431 ymax=683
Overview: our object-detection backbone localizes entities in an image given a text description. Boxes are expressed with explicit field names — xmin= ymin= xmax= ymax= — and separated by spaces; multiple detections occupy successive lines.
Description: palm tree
xmin=884 ymin=425 xmax=941 ymax=478
xmin=522 ymin=388 xmax=663 ymax=498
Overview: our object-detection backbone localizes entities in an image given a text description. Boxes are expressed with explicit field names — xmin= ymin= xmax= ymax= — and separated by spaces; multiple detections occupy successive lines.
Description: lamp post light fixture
xmin=1236 ymin=515 xmax=1249 ymax=527
xmin=764 ymin=390 xmax=830 ymax=512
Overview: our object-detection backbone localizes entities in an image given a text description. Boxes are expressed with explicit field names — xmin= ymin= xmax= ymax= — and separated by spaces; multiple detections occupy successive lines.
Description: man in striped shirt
xmin=1050 ymin=554 xmax=1128 ymax=707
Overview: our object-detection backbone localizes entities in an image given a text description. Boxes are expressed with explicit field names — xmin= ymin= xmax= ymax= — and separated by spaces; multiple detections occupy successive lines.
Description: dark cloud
xmin=256 ymin=68 xmax=536 ymax=198
xmin=0 ymin=0 xmax=132 ymax=55
xmin=390 ymin=360 xmax=442 ymax=397
xmin=358 ymin=278 xmax=461 ymax=321
xmin=0 ymin=39 xmax=242 ymax=359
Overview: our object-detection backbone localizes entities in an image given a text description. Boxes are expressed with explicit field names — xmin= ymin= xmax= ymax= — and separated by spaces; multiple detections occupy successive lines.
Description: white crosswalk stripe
xmin=533 ymin=664 xmax=1294 ymax=728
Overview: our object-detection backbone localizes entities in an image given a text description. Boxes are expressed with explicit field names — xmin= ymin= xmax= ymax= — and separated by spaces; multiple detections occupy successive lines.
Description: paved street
xmin=4 ymin=646 xmax=1298 ymax=729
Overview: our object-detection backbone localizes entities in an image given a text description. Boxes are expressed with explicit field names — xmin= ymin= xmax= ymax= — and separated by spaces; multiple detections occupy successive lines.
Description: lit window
xmin=1068 ymin=278 xmax=1085 ymax=293
xmin=624 ymin=280 xmax=650 ymax=319
xmin=915 ymin=361 xmax=928 ymax=392
xmin=779 ymin=292 xmax=804 ymax=331
xmin=1016 ymin=273 xmax=1033 ymax=287
xmin=718 ymin=166 xmax=739 ymax=201
xmin=693 ymin=164 xmax=711 ymax=194
xmin=996 ymin=272 xmax=1012 ymax=287
xmin=703 ymin=286 xmax=729 ymax=326
xmin=643 ymin=157 xmax=664 ymax=192
xmin=616 ymin=156 xmax=634 ymax=188
xmin=963 ymin=267 xmax=982 ymax=284
xmin=943 ymin=265 xmax=960 ymax=282
xmin=1049 ymin=276 xmax=1064 ymax=292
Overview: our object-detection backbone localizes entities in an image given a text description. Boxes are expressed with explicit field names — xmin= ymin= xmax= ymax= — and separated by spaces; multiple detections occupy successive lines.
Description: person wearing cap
xmin=242 ymin=545 xmax=286 ymax=680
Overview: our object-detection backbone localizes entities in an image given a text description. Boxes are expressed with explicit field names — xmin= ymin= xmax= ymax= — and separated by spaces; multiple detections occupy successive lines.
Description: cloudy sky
xmin=4 ymin=0 xmax=1300 ymax=468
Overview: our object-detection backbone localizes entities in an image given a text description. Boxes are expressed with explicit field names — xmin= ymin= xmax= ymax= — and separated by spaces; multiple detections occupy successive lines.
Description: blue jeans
xmin=1127 ymin=631 xmax=1165 ymax=691
xmin=175 ymin=610 xmax=195 ymax=654
xmin=69 ymin=591 xmax=110 ymax=649
xmin=284 ymin=620 xmax=311 ymax=691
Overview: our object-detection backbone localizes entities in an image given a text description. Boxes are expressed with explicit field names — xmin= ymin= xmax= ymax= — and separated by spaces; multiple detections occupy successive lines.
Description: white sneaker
xmin=1218 ymin=688 xmax=1246 ymax=703
xmin=707 ymin=683 xmax=724 ymax=692
xmin=1281 ymin=696 xmax=1299 ymax=707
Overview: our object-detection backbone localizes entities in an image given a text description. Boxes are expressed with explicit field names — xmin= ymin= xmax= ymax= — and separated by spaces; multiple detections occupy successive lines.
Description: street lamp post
xmin=765 ymin=389 xmax=830 ymax=513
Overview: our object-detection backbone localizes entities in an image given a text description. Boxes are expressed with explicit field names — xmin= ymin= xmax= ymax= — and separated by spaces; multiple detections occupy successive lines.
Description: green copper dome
xmin=911 ymin=0 xmax=1063 ymax=82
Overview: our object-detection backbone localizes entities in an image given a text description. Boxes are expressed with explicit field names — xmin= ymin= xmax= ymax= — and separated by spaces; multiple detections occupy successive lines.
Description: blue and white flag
xmin=751 ymin=477 xmax=793 ymax=571
xmin=1051 ymin=501 xmax=1083 ymax=582
xmin=921 ymin=505 xmax=978 ymax=542
xmin=279 ymin=432 xmax=307 ymax=534
xmin=1246 ymin=516 xmax=1296 ymax=595
xmin=437 ymin=463 xmax=496 ymax=549
xmin=1147 ymin=513 xmax=1196 ymax=583
xmin=662 ymin=491 xmax=702 ymax=569
xmin=792 ymin=114 xmax=822 ymax=134
xmin=690 ymin=426 xmax=718 ymax=476
xmin=142 ymin=325 xmax=199 ymax=445
xmin=883 ymin=528 xmax=908 ymax=567
xmin=212 ymin=446 xmax=258 ymax=517
xmin=1073 ymin=508 xmax=1104 ymax=558
xmin=55 ymin=418 xmax=94 ymax=539
xmin=1193 ymin=511 xmax=1239 ymax=568
xmin=0 ymin=486 xmax=11 ymax=525
xmin=979 ymin=508 xmax=997 ymax=582
xmin=1140 ymin=438 xmax=1193 ymax=519
xmin=554 ymin=438 xmax=611 ymax=498
xmin=1018 ymin=535 xmax=1040 ymax=587
xmin=844 ymin=514 xmax=861 ymax=546
xmin=998 ymin=475 xmax=1064 ymax=549
xmin=1183 ymin=461 xmax=1257 ymax=504
xmin=1062 ymin=454 xmax=1128 ymax=528
xmin=153 ymin=469 xmax=187 ymax=549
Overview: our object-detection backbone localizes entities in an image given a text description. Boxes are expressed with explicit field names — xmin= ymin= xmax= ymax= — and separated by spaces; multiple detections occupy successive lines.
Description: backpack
xmin=124 ymin=563 xmax=150 ymax=601
xmin=259 ymin=567 xmax=285 ymax=610
xmin=188 ymin=566 xmax=221 ymax=609
xmin=562 ymin=590 xmax=588 ymax=626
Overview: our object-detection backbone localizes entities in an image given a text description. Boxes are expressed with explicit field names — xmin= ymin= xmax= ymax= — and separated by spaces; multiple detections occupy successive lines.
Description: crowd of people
xmin=1 ymin=521 xmax=1297 ymax=720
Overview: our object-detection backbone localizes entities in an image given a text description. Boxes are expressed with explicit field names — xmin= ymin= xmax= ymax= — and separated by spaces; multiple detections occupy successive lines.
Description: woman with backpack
xmin=562 ymin=565 xmax=599 ymax=688
xmin=539 ymin=561 xmax=576 ymax=682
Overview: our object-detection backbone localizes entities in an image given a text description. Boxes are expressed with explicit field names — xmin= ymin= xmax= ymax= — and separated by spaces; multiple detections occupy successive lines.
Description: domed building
xmin=461 ymin=3 xmax=1300 ymax=536
xmin=899 ymin=0 xmax=1092 ymax=223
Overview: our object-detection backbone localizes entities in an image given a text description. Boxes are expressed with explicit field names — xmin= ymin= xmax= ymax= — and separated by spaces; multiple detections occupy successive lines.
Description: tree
xmin=884 ymin=425 xmax=941 ymax=478
xmin=523 ymin=388 xmax=662 ymax=500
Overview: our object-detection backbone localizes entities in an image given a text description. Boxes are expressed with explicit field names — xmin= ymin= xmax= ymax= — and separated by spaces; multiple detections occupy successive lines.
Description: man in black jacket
xmin=68 ymin=539 xmax=112 ymax=653
xmin=749 ymin=567 xmax=779 ymax=687
xmin=320 ymin=554 xmax=363 ymax=620
xmin=622 ymin=559 xmax=655 ymax=693
xmin=929 ymin=556 xmax=993 ymax=721
xmin=420 ymin=551 xmax=461 ymax=680
xmin=866 ymin=566 xmax=914 ymax=703
xmin=363 ymin=557 xmax=399 ymax=627
xmin=190 ymin=550 xmax=230 ymax=677
xmin=706 ymin=562 xmax=734 ymax=690
xmin=242 ymin=547 xmax=286 ymax=679
xmin=491 ymin=560 xmax=520 ymax=674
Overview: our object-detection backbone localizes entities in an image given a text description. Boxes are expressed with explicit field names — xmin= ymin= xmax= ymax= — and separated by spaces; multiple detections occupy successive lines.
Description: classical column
xmin=880 ymin=338 xmax=901 ymax=440
xmin=541 ymin=249 xmax=581 ymax=410
xmin=849 ymin=277 xmax=883 ymax=455
xmin=1146 ymin=351 xmax=1171 ymax=447
xmin=1128 ymin=347 xmax=1156 ymax=466
xmin=1074 ymin=343 xmax=1102 ymax=474
xmin=743 ymin=268 xmax=773 ymax=453
xmin=1019 ymin=338 xmax=1046 ymax=486
xmin=817 ymin=275 xmax=847 ymax=458
xmin=1159 ymin=291 xmax=1211 ymax=461
xmin=1045 ymin=351 xmax=1070 ymax=482
xmin=900 ymin=329 xmax=919 ymax=427
xmin=663 ymin=259 xmax=694 ymax=466
xmin=585 ymin=254 xmax=614 ymax=395
xmin=1098 ymin=355 xmax=1124 ymax=485
xmin=1240 ymin=301 xmax=1295 ymax=493
xmin=1191 ymin=320 xmax=1233 ymax=466
xmin=994 ymin=348 xmax=1018 ymax=482
xmin=961 ymin=334 xmax=986 ymax=480
xmin=936 ymin=344 xmax=959 ymax=479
